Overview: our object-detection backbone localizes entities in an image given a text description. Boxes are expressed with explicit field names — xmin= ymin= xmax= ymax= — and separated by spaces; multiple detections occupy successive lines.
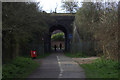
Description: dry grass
xmin=72 ymin=57 xmax=99 ymax=64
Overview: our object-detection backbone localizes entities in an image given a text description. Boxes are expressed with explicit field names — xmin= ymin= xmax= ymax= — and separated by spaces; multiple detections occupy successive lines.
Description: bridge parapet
xmin=50 ymin=13 xmax=75 ymax=16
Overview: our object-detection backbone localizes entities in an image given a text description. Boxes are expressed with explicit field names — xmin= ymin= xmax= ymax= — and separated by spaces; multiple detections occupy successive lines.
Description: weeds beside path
xmin=80 ymin=58 xmax=119 ymax=78
xmin=2 ymin=57 xmax=40 ymax=79
xmin=2 ymin=53 xmax=51 ymax=79
xmin=72 ymin=56 xmax=118 ymax=78
xmin=65 ymin=53 xmax=119 ymax=78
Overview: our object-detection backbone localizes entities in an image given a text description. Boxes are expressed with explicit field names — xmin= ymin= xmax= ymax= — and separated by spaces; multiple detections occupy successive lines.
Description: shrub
xmin=2 ymin=57 xmax=39 ymax=78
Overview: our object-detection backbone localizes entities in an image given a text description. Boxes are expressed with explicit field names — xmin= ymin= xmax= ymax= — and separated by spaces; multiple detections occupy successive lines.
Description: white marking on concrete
xmin=57 ymin=56 xmax=63 ymax=78
xmin=59 ymin=73 xmax=62 ymax=76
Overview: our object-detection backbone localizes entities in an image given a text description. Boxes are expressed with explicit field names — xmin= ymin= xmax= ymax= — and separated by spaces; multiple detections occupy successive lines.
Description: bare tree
xmin=55 ymin=3 xmax=58 ymax=13
xmin=61 ymin=0 xmax=79 ymax=13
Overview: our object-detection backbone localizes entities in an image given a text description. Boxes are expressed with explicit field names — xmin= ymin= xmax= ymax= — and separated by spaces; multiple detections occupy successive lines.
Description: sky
xmin=36 ymin=0 xmax=81 ymax=13
xmin=36 ymin=0 xmax=64 ymax=13
xmin=35 ymin=0 xmax=119 ymax=13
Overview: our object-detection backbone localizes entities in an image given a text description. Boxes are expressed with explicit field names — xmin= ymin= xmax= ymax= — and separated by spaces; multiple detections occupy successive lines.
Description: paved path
xmin=27 ymin=53 xmax=86 ymax=79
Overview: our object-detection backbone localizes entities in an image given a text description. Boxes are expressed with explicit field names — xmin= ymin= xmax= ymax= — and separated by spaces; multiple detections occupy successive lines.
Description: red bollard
xmin=31 ymin=50 xmax=37 ymax=59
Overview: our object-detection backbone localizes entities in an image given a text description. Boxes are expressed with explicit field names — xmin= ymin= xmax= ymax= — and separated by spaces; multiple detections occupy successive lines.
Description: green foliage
xmin=65 ymin=52 xmax=90 ymax=58
xmin=51 ymin=32 xmax=65 ymax=41
xmin=2 ymin=2 xmax=53 ymax=62
xmin=61 ymin=0 xmax=79 ymax=13
xmin=75 ymin=2 xmax=100 ymax=40
xmin=2 ymin=57 xmax=39 ymax=78
xmin=74 ymin=2 xmax=118 ymax=60
xmin=80 ymin=58 xmax=119 ymax=78
xmin=2 ymin=2 xmax=49 ymax=43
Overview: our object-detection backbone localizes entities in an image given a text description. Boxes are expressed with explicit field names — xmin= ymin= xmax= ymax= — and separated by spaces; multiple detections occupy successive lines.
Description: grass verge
xmin=80 ymin=58 xmax=119 ymax=78
xmin=2 ymin=57 xmax=40 ymax=79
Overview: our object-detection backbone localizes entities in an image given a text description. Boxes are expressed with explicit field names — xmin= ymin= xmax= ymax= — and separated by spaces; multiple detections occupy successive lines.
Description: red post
xmin=31 ymin=50 xmax=37 ymax=58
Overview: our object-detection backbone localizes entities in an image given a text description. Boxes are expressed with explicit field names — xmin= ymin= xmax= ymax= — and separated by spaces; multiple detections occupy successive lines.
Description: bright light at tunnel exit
xmin=51 ymin=30 xmax=65 ymax=51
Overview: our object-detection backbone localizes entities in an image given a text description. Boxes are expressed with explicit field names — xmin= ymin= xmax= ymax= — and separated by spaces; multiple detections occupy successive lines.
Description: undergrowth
xmin=2 ymin=57 xmax=40 ymax=79
xmin=80 ymin=57 xmax=119 ymax=78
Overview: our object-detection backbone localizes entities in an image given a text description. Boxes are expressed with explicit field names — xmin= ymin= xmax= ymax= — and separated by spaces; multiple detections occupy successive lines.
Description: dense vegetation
xmin=51 ymin=32 xmax=65 ymax=41
xmin=2 ymin=57 xmax=39 ymax=78
xmin=81 ymin=58 xmax=119 ymax=78
xmin=66 ymin=2 xmax=119 ymax=79
xmin=72 ymin=2 xmax=118 ymax=60
xmin=2 ymin=2 xmax=53 ymax=63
